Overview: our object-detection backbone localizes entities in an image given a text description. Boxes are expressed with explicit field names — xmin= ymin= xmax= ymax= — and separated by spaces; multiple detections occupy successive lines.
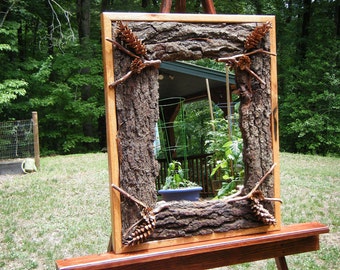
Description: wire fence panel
xmin=0 ymin=119 xmax=34 ymax=160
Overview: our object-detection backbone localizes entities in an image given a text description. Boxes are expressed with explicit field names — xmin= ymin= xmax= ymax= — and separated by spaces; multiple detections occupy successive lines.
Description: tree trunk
xmin=77 ymin=0 xmax=91 ymax=44
xmin=298 ymin=0 xmax=311 ymax=59
xmin=76 ymin=0 xmax=97 ymax=148
xmin=336 ymin=3 xmax=340 ymax=36
xmin=253 ymin=0 xmax=263 ymax=15
xmin=46 ymin=1 xmax=54 ymax=55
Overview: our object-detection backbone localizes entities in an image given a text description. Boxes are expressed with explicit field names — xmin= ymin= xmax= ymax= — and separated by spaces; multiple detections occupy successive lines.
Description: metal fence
xmin=0 ymin=119 xmax=34 ymax=160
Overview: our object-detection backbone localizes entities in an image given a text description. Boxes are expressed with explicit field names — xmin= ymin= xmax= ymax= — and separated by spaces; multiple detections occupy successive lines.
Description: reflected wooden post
xmin=32 ymin=111 xmax=40 ymax=169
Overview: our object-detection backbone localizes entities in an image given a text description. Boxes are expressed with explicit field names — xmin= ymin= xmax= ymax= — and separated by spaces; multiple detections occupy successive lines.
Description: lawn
xmin=0 ymin=152 xmax=339 ymax=269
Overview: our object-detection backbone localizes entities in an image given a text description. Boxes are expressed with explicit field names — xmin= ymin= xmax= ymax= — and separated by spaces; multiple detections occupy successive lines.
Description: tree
xmin=1 ymin=0 xmax=338 ymax=156
xmin=278 ymin=0 xmax=340 ymax=155
xmin=0 ymin=79 xmax=27 ymax=113
xmin=0 ymin=1 xmax=28 ymax=114
xmin=0 ymin=0 xmax=104 ymax=154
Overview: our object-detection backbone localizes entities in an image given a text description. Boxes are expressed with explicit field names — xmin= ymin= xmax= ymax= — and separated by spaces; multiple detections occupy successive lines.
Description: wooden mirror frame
xmin=101 ymin=12 xmax=280 ymax=254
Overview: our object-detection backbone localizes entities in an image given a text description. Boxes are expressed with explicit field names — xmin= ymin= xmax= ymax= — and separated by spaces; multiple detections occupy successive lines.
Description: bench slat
xmin=56 ymin=222 xmax=329 ymax=270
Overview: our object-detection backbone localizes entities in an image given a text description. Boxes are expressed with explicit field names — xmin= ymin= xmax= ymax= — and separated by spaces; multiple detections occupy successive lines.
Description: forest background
xmin=0 ymin=0 xmax=339 ymax=156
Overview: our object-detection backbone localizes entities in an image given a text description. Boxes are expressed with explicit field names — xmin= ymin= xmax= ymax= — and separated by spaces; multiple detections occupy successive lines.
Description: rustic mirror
xmin=101 ymin=12 xmax=280 ymax=254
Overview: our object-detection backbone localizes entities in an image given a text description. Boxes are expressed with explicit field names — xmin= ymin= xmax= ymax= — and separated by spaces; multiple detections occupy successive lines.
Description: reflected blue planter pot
xmin=158 ymin=186 xmax=203 ymax=201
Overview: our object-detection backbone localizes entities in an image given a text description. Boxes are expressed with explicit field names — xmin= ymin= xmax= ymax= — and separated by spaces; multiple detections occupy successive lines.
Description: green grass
xmin=0 ymin=154 xmax=111 ymax=270
xmin=0 ymin=152 xmax=339 ymax=269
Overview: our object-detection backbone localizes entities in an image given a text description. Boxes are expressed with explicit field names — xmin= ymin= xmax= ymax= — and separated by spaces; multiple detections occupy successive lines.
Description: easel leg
xmin=107 ymin=233 xmax=113 ymax=252
xmin=275 ymin=257 xmax=288 ymax=270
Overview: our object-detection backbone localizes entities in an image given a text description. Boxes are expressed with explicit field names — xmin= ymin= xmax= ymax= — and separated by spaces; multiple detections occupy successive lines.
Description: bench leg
xmin=275 ymin=257 xmax=288 ymax=270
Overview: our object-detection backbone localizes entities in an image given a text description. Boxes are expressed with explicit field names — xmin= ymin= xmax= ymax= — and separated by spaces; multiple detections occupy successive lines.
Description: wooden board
xmin=101 ymin=12 xmax=280 ymax=254
xmin=56 ymin=222 xmax=329 ymax=269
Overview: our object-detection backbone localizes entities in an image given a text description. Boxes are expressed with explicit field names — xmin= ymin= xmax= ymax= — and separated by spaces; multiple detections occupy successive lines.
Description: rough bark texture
xmin=112 ymin=21 xmax=275 ymax=238
xmin=122 ymin=22 xmax=254 ymax=61
xmin=150 ymin=200 xmax=261 ymax=240
xmin=114 ymin=49 xmax=160 ymax=231
xmin=237 ymin=38 xmax=274 ymax=213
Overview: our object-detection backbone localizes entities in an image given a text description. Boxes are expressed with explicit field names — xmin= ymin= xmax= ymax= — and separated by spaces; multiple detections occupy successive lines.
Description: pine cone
xmin=130 ymin=58 xmax=146 ymax=74
xmin=244 ymin=21 xmax=272 ymax=51
xmin=238 ymin=55 xmax=251 ymax=70
xmin=249 ymin=190 xmax=276 ymax=225
xmin=116 ymin=21 xmax=147 ymax=56
xmin=123 ymin=208 xmax=156 ymax=246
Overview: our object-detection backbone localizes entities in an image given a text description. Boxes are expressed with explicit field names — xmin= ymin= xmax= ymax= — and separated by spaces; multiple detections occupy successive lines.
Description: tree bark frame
xmin=101 ymin=12 xmax=280 ymax=254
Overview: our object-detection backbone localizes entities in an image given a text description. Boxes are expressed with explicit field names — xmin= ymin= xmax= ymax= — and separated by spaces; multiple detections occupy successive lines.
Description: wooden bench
xmin=56 ymin=222 xmax=328 ymax=270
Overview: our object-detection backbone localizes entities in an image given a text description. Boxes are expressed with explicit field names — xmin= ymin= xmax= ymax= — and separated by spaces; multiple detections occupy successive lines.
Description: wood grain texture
xmin=55 ymin=222 xmax=329 ymax=270
xmin=202 ymin=0 xmax=216 ymax=14
xmin=102 ymin=12 xmax=275 ymax=24
xmin=101 ymin=13 xmax=122 ymax=252
xmin=269 ymin=20 xmax=281 ymax=227
xmin=275 ymin=257 xmax=289 ymax=270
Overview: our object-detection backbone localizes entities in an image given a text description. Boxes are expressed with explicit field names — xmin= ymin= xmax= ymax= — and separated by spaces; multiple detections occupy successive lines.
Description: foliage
xmin=162 ymin=160 xmax=199 ymax=190
xmin=0 ymin=16 xmax=28 ymax=113
xmin=215 ymin=179 xmax=238 ymax=199
xmin=187 ymin=59 xmax=226 ymax=72
xmin=277 ymin=0 xmax=340 ymax=156
xmin=210 ymin=138 xmax=244 ymax=180
xmin=184 ymin=100 xmax=214 ymax=155
xmin=0 ymin=80 xmax=27 ymax=108
xmin=0 ymin=0 xmax=105 ymax=155
xmin=206 ymin=105 xmax=244 ymax=199
xmin=158 ymin=99 xmax=215 ymax=159
xmin=0 ymin=0 xmax=338 ymax=156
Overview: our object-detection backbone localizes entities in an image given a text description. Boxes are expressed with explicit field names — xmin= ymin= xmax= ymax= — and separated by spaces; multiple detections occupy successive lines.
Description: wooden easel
xmin=56 ymin=222 xmax=329 ymax=270
xmin=56 ymin=2 xmax=329 ymax=269
xmin=160 ymin=0 xmax=216 ymax=14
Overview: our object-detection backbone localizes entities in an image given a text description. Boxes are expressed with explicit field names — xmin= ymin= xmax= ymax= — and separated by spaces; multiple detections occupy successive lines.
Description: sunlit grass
xmin=0 ymin=152 xmax=339 ymax=269
xmin=0 ymin=153 xmax=111 ymax=270
xmin=224 ymin=153 xmax=340 ymax=270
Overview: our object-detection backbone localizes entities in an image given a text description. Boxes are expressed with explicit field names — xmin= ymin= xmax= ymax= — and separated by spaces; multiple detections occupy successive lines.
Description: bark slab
xmin=112 ymin=21 xmax=275 ymax=239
